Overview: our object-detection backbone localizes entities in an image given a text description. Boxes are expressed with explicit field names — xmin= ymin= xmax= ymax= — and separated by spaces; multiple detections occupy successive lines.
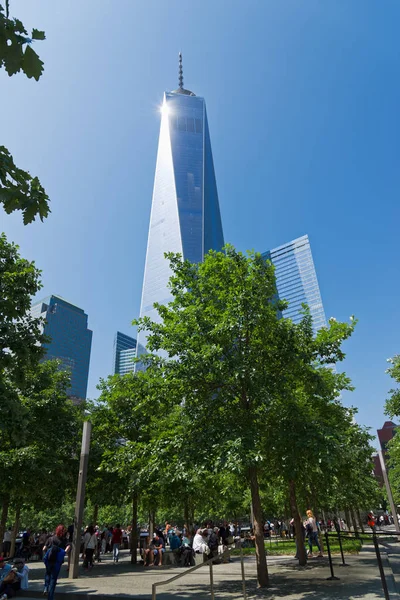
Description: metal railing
xmin=323 ymin=530 xmax=400 ymax=600
xmin=151 ymin=547 xmax=247 ymax=600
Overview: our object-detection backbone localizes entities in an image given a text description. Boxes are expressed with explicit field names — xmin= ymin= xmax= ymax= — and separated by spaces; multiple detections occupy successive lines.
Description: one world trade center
xmin=137 ymin=55 xmax=224 ymax=353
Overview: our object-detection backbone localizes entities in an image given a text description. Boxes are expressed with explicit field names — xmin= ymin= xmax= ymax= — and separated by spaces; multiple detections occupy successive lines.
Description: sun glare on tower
xmin=160 ymin=102 xmax=169 ymax=116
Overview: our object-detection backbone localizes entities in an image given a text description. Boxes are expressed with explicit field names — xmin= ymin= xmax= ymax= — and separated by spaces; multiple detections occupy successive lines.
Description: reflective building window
xmin=263 ymin=235 xmax=327 ymax=334
xmin=137 ymin=88 xmax=224 ymax=354
xmin=30 ymin=295 xmax=92 ymax=402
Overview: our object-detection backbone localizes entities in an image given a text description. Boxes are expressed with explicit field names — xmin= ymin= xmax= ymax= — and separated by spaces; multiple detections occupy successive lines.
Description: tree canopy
xmin=128 ymin=246 xmax=370 ymax=583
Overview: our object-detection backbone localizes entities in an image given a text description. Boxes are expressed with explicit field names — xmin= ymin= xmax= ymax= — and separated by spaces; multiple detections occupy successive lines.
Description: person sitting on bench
xmin=150 ymin=534 xmax=165 ymax=567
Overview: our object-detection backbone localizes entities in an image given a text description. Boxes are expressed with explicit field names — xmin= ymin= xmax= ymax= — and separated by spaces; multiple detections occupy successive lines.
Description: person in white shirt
xmin=192 ymin=530 xmax=210 ymax=555
xmin=83 ymin=526 xmax=97 ymax=569
xmin=2 ymin=529 xmax=11 ymax=559
xmin=305 ymin=510 xmax=323 ymax=558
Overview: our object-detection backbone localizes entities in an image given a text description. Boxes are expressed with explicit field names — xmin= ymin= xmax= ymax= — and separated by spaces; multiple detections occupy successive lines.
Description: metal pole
xmin=337 ymin=530 xmax=348 ymax=567
xmin=152 ymin=583 xmax=156 ymax=600
xmin=209 ymin=560 xmax=215 ymax=600
xmin=325 ymin=532 xmax=339 ymax=581
xmin=378 ymin=450 xmax=400 ymax=535
xmin=372 ymin=532 xmax=390 ymax=600
xmin=69 ymin=421 xmax=92 ymax=579
xmin=240 ymin=546 xmax=247 ymax=600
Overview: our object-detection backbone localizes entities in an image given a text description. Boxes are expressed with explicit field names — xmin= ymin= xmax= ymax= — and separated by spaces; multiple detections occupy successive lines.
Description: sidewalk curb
xmin=381 ymin=549 xmax=400 ymax=600
xmin=22 ymin=594 xmax=138 ymax=600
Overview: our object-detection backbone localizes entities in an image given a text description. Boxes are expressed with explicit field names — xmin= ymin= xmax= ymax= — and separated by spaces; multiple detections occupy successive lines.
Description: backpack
xmin=208 ymin=532 xmax=218 ymax=551
xmin=48 ymin=545 xmax=60 ymax=564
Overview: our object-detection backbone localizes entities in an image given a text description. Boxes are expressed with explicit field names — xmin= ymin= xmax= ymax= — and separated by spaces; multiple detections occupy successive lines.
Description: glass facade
xmin=30 ymin=295 xmax=92 ymax=402
xmin=137 ymin=87 xmax=224 ymax=352
xmin=113 ymin=331 xmax=138 ymax=375
xmin=263 ymin=235 xmax=327 ymax=334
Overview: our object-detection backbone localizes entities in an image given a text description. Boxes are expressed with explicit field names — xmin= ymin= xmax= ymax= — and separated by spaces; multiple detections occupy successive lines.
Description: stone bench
xmin=159 ymin=549 xmax=207 ymax=567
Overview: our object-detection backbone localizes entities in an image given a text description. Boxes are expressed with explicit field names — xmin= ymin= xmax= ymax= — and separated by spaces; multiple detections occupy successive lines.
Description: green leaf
xmin=31 ymin=29 xmax=45 ymax=41
xmin=22 ymin=45 xmax=43 ymax=80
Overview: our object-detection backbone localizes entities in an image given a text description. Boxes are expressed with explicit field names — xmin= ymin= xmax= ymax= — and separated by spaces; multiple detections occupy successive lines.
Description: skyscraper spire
xmin=179 ymin=52 xmax=183 ymax=89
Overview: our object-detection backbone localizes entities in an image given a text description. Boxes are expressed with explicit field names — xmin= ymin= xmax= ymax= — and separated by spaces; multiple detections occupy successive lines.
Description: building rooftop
xmin=171 ymin=52 xmax=195 ymax=96
xmin=33 ymin=294 xmax=87 ymax=315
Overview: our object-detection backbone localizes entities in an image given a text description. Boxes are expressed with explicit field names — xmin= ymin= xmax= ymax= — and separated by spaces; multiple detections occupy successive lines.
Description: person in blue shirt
xmin=169 ymin=531 xmax=181 ymax=551
xmin=0 ymin=557 xmax=17 ymax=600
xmin=0 ymin=558 xmax=12 ymax=583
xmin=43 ymin=541 xmax=65 ymax=600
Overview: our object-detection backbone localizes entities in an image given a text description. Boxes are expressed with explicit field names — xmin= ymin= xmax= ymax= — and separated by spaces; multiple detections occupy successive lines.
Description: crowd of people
xmin=140 ymin=521 xmax=236 ymax=567
xmin=0 ymin=522 xmax=128 ymax=600
xmin=1 ymin=509 xmax=398 ymax=599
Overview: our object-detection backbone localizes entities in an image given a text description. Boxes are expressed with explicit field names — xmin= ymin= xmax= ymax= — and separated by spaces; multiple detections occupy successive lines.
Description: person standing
xmin=305 ymin=510 xmax=323 ymax=558
xmin=367 ymin=512 xmax=376 ymax=532
xmin=2 ymin=529 xmax=11 ymax=559
xmin=43 ymin=540 xmax=65 ymax=600
xmin=83 ymin=526 xmax=97 ymax=570
xmin=112 ymin=525 xmax=123 ymax=564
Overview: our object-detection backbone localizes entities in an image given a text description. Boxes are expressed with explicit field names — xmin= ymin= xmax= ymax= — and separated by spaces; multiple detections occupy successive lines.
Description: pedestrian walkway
xmin=20 ymin=543 xmax=398 ymax=600
xmin=382 ymin=539 xmax=400 ymax=596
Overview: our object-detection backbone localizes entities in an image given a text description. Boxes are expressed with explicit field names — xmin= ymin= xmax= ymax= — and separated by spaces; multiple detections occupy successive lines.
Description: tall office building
xmin=137 ymin=54 xmax=224 ymax=352
xmin=263 ymin=235 xmax=327 ymax=333
xmin=30 ymin=295 xmax=92 ymax=402
xmin=113 ymin=331 xmax=137 ymax=375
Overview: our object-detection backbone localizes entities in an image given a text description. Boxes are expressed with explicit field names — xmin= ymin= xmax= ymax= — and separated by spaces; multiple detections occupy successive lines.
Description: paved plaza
xmin=18 ymin=543 xmax=400 ymax=600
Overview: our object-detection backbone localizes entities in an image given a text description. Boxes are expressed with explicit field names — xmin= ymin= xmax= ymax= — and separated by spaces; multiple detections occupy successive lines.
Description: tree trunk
xmin=130 ymin=491 xmax=138 ymax=564
xmin=10 ymin=505 xmax=21 ymax=559
xmin=0 ymin=495 xmax=10 ymax=555
xmin=349 ymin=506 xmax=359 ymax=538
xmin=92 ymin=504 xmax=99 ymax=526
xmin=184 ymin=497 xmax=190 ymax=535
xmin=344 ymin=508 xmax=351 ymax=533
xmin=248 ymin=466 xmax=269 ymax=587
xmin=284 ymin=504 xmax=290 ymax=538
xmin=190 ymin=506 xmax=195 ymax=535
xmin=356 ymin=507 xmax=365 ymax=533
xmin=289 ymin=480 xmax=307 ymax=566
xmin=149 ymin=508 xmax=156 ymax=539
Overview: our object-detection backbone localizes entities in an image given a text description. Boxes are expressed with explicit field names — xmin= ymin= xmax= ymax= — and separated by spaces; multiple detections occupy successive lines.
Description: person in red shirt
xmin=112 ymin=525 xmax=123 ymax=563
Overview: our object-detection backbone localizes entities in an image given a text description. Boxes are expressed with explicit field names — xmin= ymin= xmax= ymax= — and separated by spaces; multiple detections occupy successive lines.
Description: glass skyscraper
xmin=263 ymin=235 xmax=327 ymax=333
xmin=30 ymin=295 xmax=92 ymax=402
xmin=137 ymin=56 xmax=224 ymax=352
xmin=113 ymin=331 xmax=138 ymax=375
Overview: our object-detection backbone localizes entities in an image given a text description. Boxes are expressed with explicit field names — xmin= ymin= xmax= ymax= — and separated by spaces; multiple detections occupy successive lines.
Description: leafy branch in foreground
xmin=0 ymin=2 xmax=50 ymax=223
xmin=0 ymin=2 xmax=45 ymax=80
xmin=0 ymin=146 xmax=50 ymax=224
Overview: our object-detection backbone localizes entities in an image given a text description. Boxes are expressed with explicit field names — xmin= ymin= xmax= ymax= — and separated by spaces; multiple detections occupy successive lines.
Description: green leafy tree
xmin=132 ymin=246 xmax=364 ymax=582
xmin=0 ymin=232 xmax=46 ymax=547
xmin=0 ymin=361 xmax=82 ymax=554
xmin=0 ymin=234 xmax=82 ymax=548
xmin=135 ymin=248 xmax=345 ymax=583
xmin=0 ymin=1 xmax=49 ymax=223
xmin=0 ymin=233 xmax=45 ymax=381
xmin=85 ymin=398 xmax=131 ymax=527
xmin=385 ymin=355 xmax=400 ymax=419
xmin=384 ymin=355 xmax=400 ymax=503
xmin=88 ymin=370 xmax=175 ymax=562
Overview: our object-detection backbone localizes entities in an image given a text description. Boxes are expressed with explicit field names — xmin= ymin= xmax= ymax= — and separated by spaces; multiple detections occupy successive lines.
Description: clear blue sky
xmin=2 ymin=0 xmax=400 ymax=440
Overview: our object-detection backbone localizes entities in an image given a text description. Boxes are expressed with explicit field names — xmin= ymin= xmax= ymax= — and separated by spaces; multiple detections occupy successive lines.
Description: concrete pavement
xmin=19 ymin=543 xmax=398 ymax=600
